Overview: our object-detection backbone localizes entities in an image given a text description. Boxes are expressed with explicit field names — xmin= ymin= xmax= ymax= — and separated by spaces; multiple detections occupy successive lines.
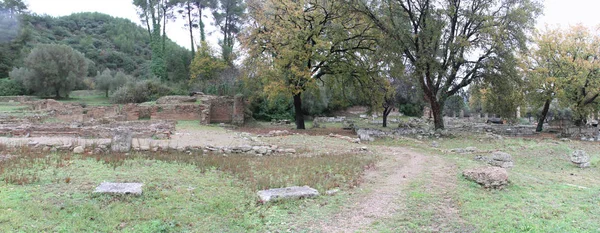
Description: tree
xmin=95 ymin=69 xmax=129 ymax=97
xmin=554 ymin=26 xmax=600 ymax=126
xmin=10 ymin=44 xmax=87 ymax=98
xmin=189 ymin=41 xmax=227 ymax=86
xmin=95 ymin=68 xmax=113 ymax=97
xmin=133 ymin=0 xmax=175 ymax=80
xmin=356 ymin=0 xmax=542 ymax=129
xmin=470 ymin=51 xmax=525 ymax=121
xmin=524 ymin=26 xmax=600 ymax=129
xmin=193 ymin=0 xmax=218 ymax=42
xmin=243 ymin=0 xmax=378 ymax=129
xmin=523 ymin=28 xmax=562 ymax=131
xmin=0 ymin=0 xmax=27 ymax=18
xmin=213 ymin=0 xmax=245 ymax=62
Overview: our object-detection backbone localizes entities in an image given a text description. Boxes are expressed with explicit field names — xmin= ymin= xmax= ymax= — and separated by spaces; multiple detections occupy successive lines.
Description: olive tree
xmin=10 ymin=44 xmax=87 ymax=98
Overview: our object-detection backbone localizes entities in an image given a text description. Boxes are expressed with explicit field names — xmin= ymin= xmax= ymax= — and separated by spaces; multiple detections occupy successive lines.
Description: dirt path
xmin=316 ymin=146 xmax=460 ymax=232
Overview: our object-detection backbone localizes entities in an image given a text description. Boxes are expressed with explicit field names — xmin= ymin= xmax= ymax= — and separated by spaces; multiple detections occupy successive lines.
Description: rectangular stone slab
xmin=257 ymin=186 xmax=319 ymax=202
xmin=94 ymin=182 xmax=143 ymax=195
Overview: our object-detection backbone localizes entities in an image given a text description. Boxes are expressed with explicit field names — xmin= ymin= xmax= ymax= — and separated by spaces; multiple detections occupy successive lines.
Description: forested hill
xmin=1 ymin=12 xmax=191 ymax=81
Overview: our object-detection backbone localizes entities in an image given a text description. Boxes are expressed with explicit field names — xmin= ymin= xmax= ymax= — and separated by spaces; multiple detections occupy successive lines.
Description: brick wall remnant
xmin=19 ymin=94 xmax=246 ymax=125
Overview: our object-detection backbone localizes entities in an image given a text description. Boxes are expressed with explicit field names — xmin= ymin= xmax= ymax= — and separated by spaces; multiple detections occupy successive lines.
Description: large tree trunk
xmin=430 ymin=99 xmax=445 ymax=130
xmin=293 ymin=93 xmax=305 ymax=129
xmin=382 ymin=106 xmax=392 ymax=128
xmin=536 ymin=99 xmax=551 ymax=132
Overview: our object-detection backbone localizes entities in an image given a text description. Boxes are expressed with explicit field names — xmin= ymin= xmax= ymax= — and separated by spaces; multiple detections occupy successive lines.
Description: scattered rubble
xmin=463 ymin=166 xmax=509 ymax=189
xmin=325 ymin=189 xmax=340 ymax=195
xmin=328 ymin=133 xmax=360 ymax=143
xmin=488 ymin=151 xmax=514 ymax=168
xmin=570 ymin=150 xmax=590 ymax=168
xmin=450 ymin=147 xmax=477 ymax=154
xmin=263 ymin=130 xmax=290 ymax=137
xmin=73 ymin=146 xmax=84 ymax=154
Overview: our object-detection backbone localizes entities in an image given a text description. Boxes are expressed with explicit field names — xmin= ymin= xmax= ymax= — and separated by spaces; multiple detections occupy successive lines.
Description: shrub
xmin=399 ymin=103 xmax=423 ymax=117
xmin=111 ymin=79 xmax=174 ymax=104
xmin=0 ymin=78 xmax=24 ymax=96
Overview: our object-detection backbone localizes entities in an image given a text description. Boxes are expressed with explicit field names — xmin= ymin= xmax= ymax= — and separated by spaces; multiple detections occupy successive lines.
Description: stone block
xmin=94 ymin=182 xmax=143 ymax=195
xmin=257 ymin=186 xmax=319 ymax=202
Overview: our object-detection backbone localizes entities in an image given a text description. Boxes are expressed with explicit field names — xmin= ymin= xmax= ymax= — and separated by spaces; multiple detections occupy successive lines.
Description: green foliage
xmin=443 ymin=95 xmax=467 ymax=117
xmin=110 ymin=78 xmax=174 ymax=104
xmin=243 ymin=0 xmax=378 ymax=129
xmin=16 ymin=12 xmax=191 ymax=81
xmin=249 ymin=94 xmax=294 ymax=121
xmin=359 ymin=0 xmax=542 ymax=129
xmin=0 ymin=78 xmax=23 ymax=96
xmin=10 ymin=44 xmax=87 ymax=98
xmin=213 ymin=0 xmax=245 ymax=62
xmin=94 ymin=69 xmax=130 ymax=97
xmin=189 ymin=41 xmax=227 ymax=82
xmin=399 ymin=103 xmax=423 ymax=117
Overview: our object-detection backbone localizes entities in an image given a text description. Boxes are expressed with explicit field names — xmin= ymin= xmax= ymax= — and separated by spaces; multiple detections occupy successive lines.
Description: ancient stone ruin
xmin=94 ymin=182 xmax=143 ymax=195
xmin=111 ymin=128 xmax=133 ymax=153
xmin=257 ymin=186 xmax=319 ymax=202
xmin=24 ymin=93 xmax=246 ymax=126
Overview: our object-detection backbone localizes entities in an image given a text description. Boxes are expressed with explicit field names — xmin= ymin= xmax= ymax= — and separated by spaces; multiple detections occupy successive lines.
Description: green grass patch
xmin=0 ymin=148 xmax=376 ymax=232
xmin=0 ymin=102 xmax=27 ymax=112
xmin=375 ymin=136 xmax=600 ymax=232
xmin=59 ymin=90 xmax=112 ymax=106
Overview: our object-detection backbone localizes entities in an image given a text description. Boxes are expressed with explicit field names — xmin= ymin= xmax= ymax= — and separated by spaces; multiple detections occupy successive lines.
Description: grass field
xmin=0 ymin=148 xmax=376 ymax=232
xmin=2 ymin=118 xmax=600 ymax=231
xmin=372 ymin=136 xmax=600 ymax=232
xmin=59 ymin=90 xmax=112 ymax=106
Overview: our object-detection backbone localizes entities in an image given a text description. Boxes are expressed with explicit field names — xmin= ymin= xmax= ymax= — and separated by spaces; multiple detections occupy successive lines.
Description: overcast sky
xmin=24 ymin=0 xmax=600 ymax=50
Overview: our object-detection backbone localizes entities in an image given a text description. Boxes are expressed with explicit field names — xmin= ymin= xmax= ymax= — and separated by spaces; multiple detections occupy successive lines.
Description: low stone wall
xmin=356 ymin=124 xmax=538 ymax=141
xmin=23 ymin=95 xmax=246 ymax=125
xmin=455 ymin=124 xmax=537 ymax=137
xmin=0 ymin=96 xmax=37 ymax=103
xmin=153 ymin=104 xmax=206 ymax=121
xmin=0 ymin=120 xmax=175 ymax=138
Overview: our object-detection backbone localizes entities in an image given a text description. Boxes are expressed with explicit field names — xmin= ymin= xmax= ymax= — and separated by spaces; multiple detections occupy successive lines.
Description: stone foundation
xmin=22 ymin=94 xmax=247 ymax=125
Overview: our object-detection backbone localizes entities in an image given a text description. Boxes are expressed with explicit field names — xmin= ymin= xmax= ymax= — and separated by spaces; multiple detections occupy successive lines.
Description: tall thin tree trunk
xmin=198 ymin=5 xmax=205 ymax=42
xmin=293 ymin=93 xmax=305 ymax=130
xmin=162 ymin=7 xmax=167 ymax=53
xmin=187 ymin=1 xmax=195 ymax=56
xmin=536 ymin=99 xmax=551 ymax=132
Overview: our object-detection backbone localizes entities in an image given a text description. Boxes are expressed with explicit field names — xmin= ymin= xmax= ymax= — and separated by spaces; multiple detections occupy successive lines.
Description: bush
xmin=110 ymin=79 xmax=174 ymax=104
xmin=0 ymin=78 xmax=24 ymax=96
xmin=250 ymin=95 xmax=294 ymax=121
xmin=399 ymin=103 xmax=423 ymax=117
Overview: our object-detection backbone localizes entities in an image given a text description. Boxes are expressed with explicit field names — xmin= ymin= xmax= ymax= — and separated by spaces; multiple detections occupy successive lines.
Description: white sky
xmin=24 ymin=0 xmax=600 ymax=50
